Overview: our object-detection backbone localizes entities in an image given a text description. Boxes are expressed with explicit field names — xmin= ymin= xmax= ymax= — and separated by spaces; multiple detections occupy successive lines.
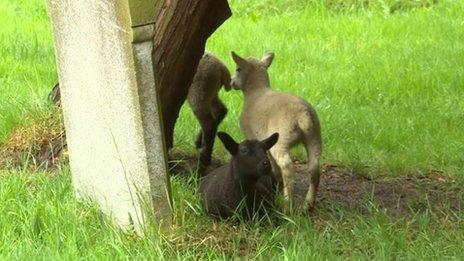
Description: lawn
xmin=1 ymin=0 xmax=463 ymax=259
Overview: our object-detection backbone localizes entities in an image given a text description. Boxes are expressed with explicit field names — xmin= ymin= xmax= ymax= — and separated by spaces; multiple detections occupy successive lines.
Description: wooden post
xmin=153 ymin=0 xmax=232 ymax=149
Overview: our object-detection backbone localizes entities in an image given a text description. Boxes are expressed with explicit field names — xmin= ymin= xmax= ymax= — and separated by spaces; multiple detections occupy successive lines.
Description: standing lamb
xmin=230 ymin=51 xmax=323 ymax=211
xmin=187 ymin=52 xmax=231 ymax=174
xmin=200 ymin=131 xmax=279 ymax=219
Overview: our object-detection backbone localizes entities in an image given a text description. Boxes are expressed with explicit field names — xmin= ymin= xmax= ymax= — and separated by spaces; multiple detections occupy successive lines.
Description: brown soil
xmin=299 ymin=164 xmax=462 ymax=218
xmin=169 ymin=151 xmax=463 ymax=218
xmin=0 ymin=113 xmax=66 ymax=171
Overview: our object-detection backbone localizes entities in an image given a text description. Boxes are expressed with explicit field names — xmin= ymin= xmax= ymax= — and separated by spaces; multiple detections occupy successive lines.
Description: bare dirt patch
xmin=0 ymin=112 xmax=66 ymax=171
xmin=298 ymin=164 xmax=462 ymax=218
xmin=169 ymin=152 xmax=463 ymax=218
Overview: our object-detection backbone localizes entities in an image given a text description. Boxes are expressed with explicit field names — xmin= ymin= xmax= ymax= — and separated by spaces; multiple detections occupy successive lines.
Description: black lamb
xmin=199 ymin=131 xmax=279 ymax=219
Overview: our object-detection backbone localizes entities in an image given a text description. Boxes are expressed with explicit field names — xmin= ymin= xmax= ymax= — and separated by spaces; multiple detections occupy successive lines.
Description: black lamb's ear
xmin=218 ymin=132 xmax=238 ymax=155
xmin=261 ymin=132 xmax=279 ymax=150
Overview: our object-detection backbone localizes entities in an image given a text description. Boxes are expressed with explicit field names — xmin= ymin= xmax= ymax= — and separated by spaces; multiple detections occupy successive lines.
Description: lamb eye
xmin=236 ymin=68 xmax=241 ymax=72
xmin=239 ymin=146 xmax=248 ymax=154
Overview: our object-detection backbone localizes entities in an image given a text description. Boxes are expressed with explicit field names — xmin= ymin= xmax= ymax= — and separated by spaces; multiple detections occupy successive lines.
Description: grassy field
xmin=1 ymin=169 xmax=463 ymax=259
xmin=1 ymin=0 xmax=463 ymax=259
xmin=181 ymin=0 xmax=464 ymax=176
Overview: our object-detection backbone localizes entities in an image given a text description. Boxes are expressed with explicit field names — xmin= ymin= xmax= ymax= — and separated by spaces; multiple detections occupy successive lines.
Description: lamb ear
xmin=218 ymin=132 xmax=238 ymax=155
xmin=261 ymin=52 xmax=275 ymax=68
xmin=231 ymin=51 xmax=247 ymax=67
xmin=261 ymin=132 xmax=279 ymax=150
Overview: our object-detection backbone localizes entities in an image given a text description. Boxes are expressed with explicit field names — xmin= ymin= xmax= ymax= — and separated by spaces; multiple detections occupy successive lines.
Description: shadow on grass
xmin=169 ymin=150 xmax=463 ymax=220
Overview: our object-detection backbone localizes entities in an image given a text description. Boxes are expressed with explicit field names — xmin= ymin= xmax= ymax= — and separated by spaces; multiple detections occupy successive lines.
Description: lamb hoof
xmin=298 ymin=201 xmax=316 ymax=214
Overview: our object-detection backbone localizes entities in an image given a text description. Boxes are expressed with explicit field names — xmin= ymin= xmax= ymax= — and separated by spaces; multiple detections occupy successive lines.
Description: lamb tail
xmin=298 ymin=110 xmax=322 ymax=157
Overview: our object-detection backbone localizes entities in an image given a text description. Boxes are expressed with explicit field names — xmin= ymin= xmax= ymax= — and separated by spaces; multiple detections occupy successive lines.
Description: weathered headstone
xmin=47 ymin=0 xmax=171 ymax=234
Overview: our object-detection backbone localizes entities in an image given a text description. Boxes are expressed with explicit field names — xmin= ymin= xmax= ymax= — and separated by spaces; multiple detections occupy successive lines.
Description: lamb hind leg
xmin=270 ymin=149 xmax=295 ymax=212
xmin=211 ymin=96 xmax=228 ymax=126
xmin=197 ymin=96 xmax=227 ymax=173
xmin=302 ymin=158 xmax=320 ymax=211
xmin=198 ymin=113 xmax=218 ymax=175
xmin=301 ymin=137 xmax=322 ymax=210
xmin=191 ymin=108 xmax=217 ymax=175
xmin=195 ymin=97 xmax=226 ymax=150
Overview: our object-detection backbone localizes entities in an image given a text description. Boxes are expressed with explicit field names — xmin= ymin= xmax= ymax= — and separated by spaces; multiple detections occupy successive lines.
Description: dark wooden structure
xmin=153 ymin=0 xmax=232 ymax=149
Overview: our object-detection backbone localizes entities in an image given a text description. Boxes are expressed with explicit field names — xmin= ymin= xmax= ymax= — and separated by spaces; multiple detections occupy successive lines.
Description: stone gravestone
xmin=46 ymin=0 xmax=172 ymax=234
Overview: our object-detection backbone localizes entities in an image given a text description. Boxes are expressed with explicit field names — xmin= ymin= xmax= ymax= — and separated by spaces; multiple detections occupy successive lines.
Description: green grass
xmin=0 ymin=0 xmax=57 ymax=144
xmin=179 ymin=0 xmax=464 ymax=177
xmin=1 ymin=170 xmax=463 ymax=259
xmin=1 ymin=0 xmax=464 ymax=259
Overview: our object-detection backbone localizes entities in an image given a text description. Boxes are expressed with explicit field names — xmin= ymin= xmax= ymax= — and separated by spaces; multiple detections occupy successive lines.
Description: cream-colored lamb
xmin=230 ymin=51 xmax=322 ymax=211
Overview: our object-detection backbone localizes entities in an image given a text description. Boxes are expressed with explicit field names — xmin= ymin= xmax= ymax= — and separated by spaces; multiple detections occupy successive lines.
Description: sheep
xmin=199 ymin=131 xmax=279 ymax=219
xmin=187 ymin=52 xmax=231 ymax=174
xmin=230 ymin=51 xmax=323 ymax=211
